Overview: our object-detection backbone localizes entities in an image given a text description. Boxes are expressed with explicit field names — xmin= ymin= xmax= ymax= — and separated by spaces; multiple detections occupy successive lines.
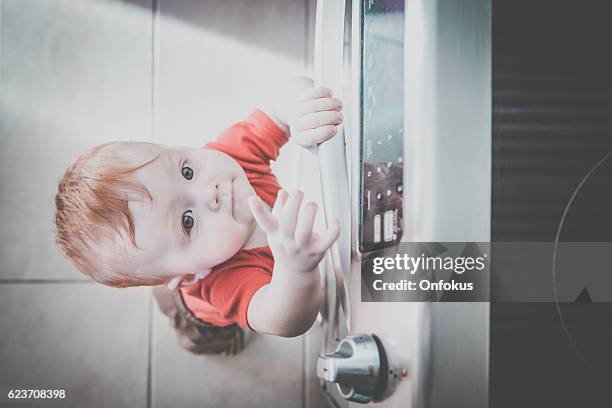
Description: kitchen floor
xmin=0 ymin=0 xmax=327 ymax=407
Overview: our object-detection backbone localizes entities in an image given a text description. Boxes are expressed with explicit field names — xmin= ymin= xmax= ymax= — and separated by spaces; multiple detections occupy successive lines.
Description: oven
xmin=312 ymin=0 xmax=491 ymax=407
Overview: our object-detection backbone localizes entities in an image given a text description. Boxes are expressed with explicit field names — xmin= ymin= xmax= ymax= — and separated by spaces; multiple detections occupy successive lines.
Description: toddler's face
xmin=125 ymin=143 xmax=258 ymax=280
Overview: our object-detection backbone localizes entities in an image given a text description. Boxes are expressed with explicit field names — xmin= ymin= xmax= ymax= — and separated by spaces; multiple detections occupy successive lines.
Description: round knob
xmin=317 ymin=333 xmax=388 ymax=403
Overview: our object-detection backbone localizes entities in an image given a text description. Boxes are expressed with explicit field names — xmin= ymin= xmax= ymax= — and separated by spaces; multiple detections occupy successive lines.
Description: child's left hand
xmin=247 ymin=189 xmax=341 ymax=273
xmin=286 ymin=86 xmax=344 ymax=149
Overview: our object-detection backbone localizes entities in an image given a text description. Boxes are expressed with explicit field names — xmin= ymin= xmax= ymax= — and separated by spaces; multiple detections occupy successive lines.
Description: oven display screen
xmin=359 ymin=0 xmax=404 ymax=253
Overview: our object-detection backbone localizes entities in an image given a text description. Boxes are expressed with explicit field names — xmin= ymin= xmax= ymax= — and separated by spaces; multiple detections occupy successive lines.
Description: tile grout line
xmin=0 ymin=279 xmax=94 ymax=284
xmin=147 ymin=0 xmax=160 ymax=407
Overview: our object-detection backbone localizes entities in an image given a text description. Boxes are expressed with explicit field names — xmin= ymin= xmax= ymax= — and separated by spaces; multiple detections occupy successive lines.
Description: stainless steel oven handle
xmin=314 ymin=0 xmax=351 ymax=328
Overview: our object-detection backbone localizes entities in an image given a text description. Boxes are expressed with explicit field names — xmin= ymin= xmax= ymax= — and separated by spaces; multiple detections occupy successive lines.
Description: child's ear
xmin=167 ymin=269 xmax=212 ymax=291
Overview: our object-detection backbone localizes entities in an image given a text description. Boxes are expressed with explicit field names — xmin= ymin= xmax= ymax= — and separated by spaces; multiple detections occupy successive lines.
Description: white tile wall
xmin=0 ymin=284 xmax=150 ymax=408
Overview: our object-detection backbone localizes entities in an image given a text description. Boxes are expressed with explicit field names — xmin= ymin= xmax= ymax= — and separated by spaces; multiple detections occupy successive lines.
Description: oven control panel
xmin=358 ymin=0 xmax=404 ymax=254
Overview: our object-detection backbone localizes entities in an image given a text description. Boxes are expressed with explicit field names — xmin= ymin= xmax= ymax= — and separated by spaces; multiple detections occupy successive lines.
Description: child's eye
xmin=182 ymin=210 xmax=194 ymax=235
xmin=181 ymin=162 xmax=194 ymax=180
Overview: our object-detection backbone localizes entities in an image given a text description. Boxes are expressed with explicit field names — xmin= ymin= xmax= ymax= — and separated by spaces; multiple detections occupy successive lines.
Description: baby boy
xmin=54 ymin=78 xmax=344 ymax=354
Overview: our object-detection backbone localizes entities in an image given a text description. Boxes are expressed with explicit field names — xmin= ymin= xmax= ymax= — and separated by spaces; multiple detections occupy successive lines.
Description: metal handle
xmin=317 ymin=333 xmax=388 ymax=403
xmin=314 ymin=0 xmax=352 ymax=329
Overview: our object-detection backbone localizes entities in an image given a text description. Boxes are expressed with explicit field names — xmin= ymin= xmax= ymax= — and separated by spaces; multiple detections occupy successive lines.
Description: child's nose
xmin=200 ymin=183 xmax=221 ymax=212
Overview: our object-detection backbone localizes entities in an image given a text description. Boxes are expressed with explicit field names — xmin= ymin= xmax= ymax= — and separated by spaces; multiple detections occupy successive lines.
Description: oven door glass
xmin=359 ymin=0 xmax=405 ymax=254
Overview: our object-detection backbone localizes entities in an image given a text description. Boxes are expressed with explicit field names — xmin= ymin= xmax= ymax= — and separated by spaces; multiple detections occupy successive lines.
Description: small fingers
xmin=295 ymin=202 xmax=318 ymax=246
xmin=297 ymin=111 xmax=343 ymax=131
xmin=312 ymin=218 xmax=341 ymax=254
xmin=247 ymin=195 xmax=277 ymax=234
xmin=300 ymin=86 xmax=333 ymax=101
xmin=280 ymin=190 xmax=304 ymax=239
xmin=272 ymin=189 xmax=288 ymax=218
xmin=299 ymin=97 xmax=343 ymax=115
xmin=297 ymin=125 xmax=338 ymax=147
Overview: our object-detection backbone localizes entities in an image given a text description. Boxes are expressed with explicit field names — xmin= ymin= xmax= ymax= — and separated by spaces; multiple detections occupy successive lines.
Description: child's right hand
xmin=247 ymin=190 xmax=341 ymax=273
xmin=287 ymin=86 xmax=344 ymax=149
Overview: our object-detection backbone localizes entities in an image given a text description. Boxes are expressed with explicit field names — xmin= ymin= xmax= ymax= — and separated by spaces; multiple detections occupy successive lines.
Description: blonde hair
xmin=55 ymin=142 xmax=164 ymax=287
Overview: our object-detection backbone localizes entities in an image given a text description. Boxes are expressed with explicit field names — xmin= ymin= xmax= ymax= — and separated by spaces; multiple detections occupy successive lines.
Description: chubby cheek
xmin=233 ymin=176 xmax=257 ymax=223
xmin=199 ymin=221 xmax=251 ymax=265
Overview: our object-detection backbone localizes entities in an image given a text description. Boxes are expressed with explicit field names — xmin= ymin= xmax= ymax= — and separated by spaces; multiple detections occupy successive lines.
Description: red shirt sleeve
xmin=204 ymin=109 xmax=288 ymax=207
xmin=203 ymin=263 xmax=271 ymax=330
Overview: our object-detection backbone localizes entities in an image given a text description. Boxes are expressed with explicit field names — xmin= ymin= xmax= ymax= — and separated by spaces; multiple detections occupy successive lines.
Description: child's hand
xmin=287 ymin=87 xmax=344 ymax=149
xmin=247 ymin=190 xmax=341 ymax=273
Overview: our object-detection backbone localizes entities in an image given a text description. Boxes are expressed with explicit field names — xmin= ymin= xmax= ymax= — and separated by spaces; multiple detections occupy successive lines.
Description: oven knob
xmin=317 ymin=334 xmax=389 ymax=403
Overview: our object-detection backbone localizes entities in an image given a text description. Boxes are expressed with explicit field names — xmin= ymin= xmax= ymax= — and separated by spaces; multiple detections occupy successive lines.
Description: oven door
xmin=314 ymin=1 xmax=491 ymax=407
